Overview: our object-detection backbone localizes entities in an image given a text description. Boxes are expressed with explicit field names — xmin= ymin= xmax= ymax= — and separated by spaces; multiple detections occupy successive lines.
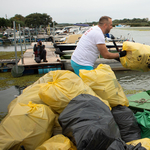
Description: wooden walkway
xmin=18 ymin=43 xmax=64 ymax=70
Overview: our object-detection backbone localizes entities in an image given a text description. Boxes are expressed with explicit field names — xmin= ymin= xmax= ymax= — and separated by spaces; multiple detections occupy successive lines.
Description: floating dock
xmin=62 ymin=58 xmax=129 ymax=71
xmin=17 ymin=42 xmax=64 ymax=74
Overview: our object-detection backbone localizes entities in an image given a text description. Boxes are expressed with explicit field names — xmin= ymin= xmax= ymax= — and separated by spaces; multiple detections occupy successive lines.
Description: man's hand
xmin=119 ymin=50 xmax=127 ymax=57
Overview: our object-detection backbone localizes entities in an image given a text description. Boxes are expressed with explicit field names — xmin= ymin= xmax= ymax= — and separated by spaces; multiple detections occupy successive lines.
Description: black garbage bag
xmin=59 ymin=94 xmax=121 ymax=150
xmin=107 ymin=138 xmax=146 ymax=150
xmin=111 ymin=105 xmax=141 ymax=143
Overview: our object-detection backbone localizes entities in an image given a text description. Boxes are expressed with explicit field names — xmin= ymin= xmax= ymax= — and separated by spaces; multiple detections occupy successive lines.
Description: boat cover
xmin=120 ymin=41 xmax=150 ymax=72
xmin=127 ymin=91 xmax=150 ymax=111
xmin=135 ymin=110 xmax=150 ymax=139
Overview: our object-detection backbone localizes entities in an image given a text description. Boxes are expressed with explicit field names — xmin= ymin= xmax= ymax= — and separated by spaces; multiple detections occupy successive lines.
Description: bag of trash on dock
xmin=135 ymin=109 xmax=150 ymax=138
xmin=79 ymin=64 xmax=129 ymax=107
xmin=0 ymin=101 xmax=55 ymax=150
xmin=23 ymin=70 xmax=54 ymax=92
xmin=120 ymin=41 xmax=150 ymax=72
xmin=58 ymin=94 xmax=121 ymax=150
xmin=111 ymin=105 xmax=141 ymax=142
xmin=107 ymin=138 xmax=146 ymax=150
xmin=38 ymin=70 xmax=110 ymax=114
xmin=7 ymin=83 xmax=47 ymax=112
xmin=35 ymin=134 xmax=77 ymax=150
xmin=127 ymin=138 xmax=150 ymax=149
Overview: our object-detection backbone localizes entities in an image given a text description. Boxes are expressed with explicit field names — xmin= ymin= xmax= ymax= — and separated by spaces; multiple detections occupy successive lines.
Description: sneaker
xmin=43 ymin=60 xmax=48 ymax=62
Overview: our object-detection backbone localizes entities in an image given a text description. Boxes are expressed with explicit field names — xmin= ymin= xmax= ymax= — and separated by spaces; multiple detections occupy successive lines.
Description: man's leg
xmin=71 ymin=60 xmax=93 ymax=76
xmin=41 ymin=50 xmax=48 ymax=62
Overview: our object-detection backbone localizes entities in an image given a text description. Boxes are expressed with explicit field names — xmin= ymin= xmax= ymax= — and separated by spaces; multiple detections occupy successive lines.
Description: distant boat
xmin=115 ymin=24 xmax=130 ymax=28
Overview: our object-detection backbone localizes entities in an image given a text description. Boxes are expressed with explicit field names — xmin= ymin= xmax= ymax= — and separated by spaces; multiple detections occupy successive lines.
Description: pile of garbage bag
xmin=0 ymin=65 xmax=150 ymax=150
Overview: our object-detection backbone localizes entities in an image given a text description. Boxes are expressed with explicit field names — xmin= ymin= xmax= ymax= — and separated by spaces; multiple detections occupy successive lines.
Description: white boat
xmin=115 ymin=24 xmax=130 ymax=28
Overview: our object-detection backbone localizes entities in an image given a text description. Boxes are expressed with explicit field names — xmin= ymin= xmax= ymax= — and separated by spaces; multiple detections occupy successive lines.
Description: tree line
xmin=0 ymin=14 xmax=150 ymax=30
xmin=0 ymin=13 xmax=56 ymax=30
xmin=112 ymin=18 xmax=150 ymax=27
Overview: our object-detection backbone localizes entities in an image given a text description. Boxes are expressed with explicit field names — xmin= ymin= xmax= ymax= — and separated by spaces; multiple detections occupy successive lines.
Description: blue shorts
xmin=71 ymin=60 xmax=93 ymax=76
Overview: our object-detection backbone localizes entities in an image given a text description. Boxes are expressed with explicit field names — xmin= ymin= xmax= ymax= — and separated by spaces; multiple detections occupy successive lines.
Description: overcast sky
xmin=1 ymin=0 xmax=150 ymax=23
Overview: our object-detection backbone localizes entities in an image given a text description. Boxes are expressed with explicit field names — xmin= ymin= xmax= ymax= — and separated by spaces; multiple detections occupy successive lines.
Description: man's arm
xmin=97 ymin=44 xmax=119 ymax=59
xmin=33 ymin=44 xmax=37 ymax=52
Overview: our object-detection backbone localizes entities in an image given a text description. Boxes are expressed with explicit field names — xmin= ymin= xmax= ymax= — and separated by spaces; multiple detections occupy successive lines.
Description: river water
xmin=0 ymin=27 xmax=150 ymax=118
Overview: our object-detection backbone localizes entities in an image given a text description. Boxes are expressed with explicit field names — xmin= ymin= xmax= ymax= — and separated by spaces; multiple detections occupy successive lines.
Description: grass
xmin=0 ymin=51 xmax=25 ymax=59
xmin=0 ymin=51 xmax=44 ymax=90
xmin=0 ymin=72 xmax=43 ymax=91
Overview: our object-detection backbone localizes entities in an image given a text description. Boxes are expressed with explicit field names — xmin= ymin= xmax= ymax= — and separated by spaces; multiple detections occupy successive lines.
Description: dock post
xmin=23 ymin=29 xmax=26 ymax=51
xmin=53 ymin=22 xmax=55 ymax=44
xmin=13 ymin=21 xmax=18 ymax=73
xmin=29 ymin=29 xmax=31 ymax=44
xmin=19 ymin=24 xmax=24 ymax=64
xmin=36 ymin=27 xmax=38 ymax=42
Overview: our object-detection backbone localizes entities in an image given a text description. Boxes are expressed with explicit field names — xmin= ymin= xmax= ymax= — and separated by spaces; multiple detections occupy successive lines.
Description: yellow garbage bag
xmin=23 ymin=72 xmax=54 ymax=93
xmin=35 ymin=134 xmax=77 ymax=150
xmin=38 ymin=70 xmax=110 ymax=113
xmin=8 ymin=84 xmax=46 ymax=113
xmin=127 ymin=138 xmax=150 ymax=150
xmin=17 ymin=84 xmax=46 ymax=105
xmin=0 ymin=101 xmax=55 ymax=150
xmin=79 ymin=64 xmax=129 ymax=107
xmin=120 ymin=41 xmax=150 ymax=72
xmin=7 ymin=98 xmax=17 ymax=113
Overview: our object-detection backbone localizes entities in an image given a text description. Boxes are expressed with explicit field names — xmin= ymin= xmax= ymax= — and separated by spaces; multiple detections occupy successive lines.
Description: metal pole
xmin=19 ymin=24 xmax=24 ymax=64
xmin=13 ymin=21 xmax=18 ymax=73
xmin=53 ymin=22 xmax=55 ymax=43
xmin=29 ymin=29 xmax=31 ymax=44
xmin=36 ymin=27 xmax=37 ymax=42
xmin=23 ymin=29 xmax=26 ymax=51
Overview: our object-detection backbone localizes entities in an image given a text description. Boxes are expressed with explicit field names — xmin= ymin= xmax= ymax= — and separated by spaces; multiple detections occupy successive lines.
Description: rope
xmin=130 ymin=98 xmax=150 ymax=105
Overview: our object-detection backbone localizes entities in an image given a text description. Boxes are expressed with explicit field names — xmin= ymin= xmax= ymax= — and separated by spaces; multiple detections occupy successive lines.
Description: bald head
xmin=98 ymin=16 xmax=113 ymax=34
xmin=98 ymin=16 xmax=112 ymax=26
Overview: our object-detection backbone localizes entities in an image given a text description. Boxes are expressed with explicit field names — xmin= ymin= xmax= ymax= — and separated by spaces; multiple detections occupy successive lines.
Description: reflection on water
xmin=114 ymin=70 xmax=150 ymax=96
xmin=0 ymin=86 xmax=26 ymax=114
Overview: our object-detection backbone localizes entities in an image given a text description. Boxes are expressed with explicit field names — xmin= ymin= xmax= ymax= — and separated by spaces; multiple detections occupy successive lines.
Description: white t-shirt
xmin=71 ymin=25 xmax=105 ymax=66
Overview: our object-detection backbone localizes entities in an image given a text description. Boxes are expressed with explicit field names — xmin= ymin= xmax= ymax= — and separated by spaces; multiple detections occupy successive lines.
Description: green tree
xmin=0 ymin=18 xmax=6 ymax=27
xmin=10 ymin=14 xmax=25 ymax=27
xmin=25 ymin=13 xmax=53 ymax=28
xmin=10 ymin=14 xmax=25 ymax=22
xmin=0 ymin=18 xmax=11 ymax=27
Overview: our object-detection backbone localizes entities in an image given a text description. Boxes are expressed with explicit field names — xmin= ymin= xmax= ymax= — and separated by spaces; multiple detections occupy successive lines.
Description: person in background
xmin=71 ymin=16 xmax=126 ymax=76
xmin=33 ymin=39 xmax=48 ymax=63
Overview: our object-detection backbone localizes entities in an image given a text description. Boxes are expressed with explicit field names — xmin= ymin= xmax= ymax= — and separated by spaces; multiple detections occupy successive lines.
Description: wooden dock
xmin=62 ymin=58 xmax=129 ymax=71
xmin=17 ymin=43 xmax=64 ymax=73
